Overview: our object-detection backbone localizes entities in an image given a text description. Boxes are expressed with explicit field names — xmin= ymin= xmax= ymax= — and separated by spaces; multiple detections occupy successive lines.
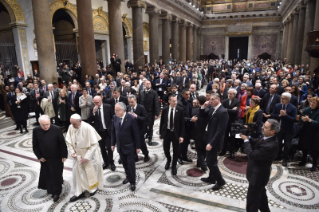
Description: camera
xmin=230 ymin=122 xmax=257 ymax=136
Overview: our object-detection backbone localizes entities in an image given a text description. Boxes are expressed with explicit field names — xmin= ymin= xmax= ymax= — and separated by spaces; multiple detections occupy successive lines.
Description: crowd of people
xmin=1 ymin=56 xmax=319 ymax=211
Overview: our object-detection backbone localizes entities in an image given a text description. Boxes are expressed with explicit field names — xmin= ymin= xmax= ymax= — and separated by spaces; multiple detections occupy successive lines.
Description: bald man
xmin=88 ymin=96 xmax=115 ymax=171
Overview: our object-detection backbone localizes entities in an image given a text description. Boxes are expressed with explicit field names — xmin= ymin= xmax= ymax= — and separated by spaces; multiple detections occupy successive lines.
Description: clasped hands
xmin=302 ymin=115 xmax=311 ymax=122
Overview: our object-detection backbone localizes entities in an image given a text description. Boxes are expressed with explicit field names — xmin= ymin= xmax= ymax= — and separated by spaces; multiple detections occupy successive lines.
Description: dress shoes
xmin=196 ymin=161 xmax=200 ymax=167
xmin=182 ymin=157 xmax=193 ymax=163
xmin=201 ymin=166 xmax=207 ymax=172
xmin=177 ymin=158 xmax=184 ymax=165
xmin=212 ymin=182 xmax=226 ymax=191
xmin=110 ymin=163 xmax=116 ymax=171
xmin=148 ymin=140 xmax=153 ymax=146
xmin=118 ymin=158 xmax=122 ymax=164
xmin=135 ymin=156 xmax=139 ymax=162
xmin=310 ymin=165 xmax=317 ymax=172
xmin=219 ymin=151 xmax=226 ymax=156
xmin=298 ymin=161 xmax=306 ymax=166
xmin=122 ymin=178 xmax=129 ymax=184
xmin=282 ymin=160 xmax=288 ymax=167
xmin=102 ymin=164 xmax=109 ymax=170
xmin=25 ymin=129 xmax=29 ymax=133
xmin=14 ymin=127 xmax=19 ymax=130
xmin=90 ymin=190 xmax=97 ymax=196
xmin=144 ymin=155 xmax=150 ymax=162
xmin=130 ymin=184 xmax=136 ymax=191
xmin=69 ymin=192 xmax=85 ymax=202
xmin=172 ymin=166 xmax=177 ymax=175
xmin=230 ymin=153 xmax=235 ymax=159
xmin=200 ymin=177 xmax=215 ymax=184
xmin=165 ymin=161 xmax=171 ymax=170
xmin=53 ymin=194 xmax=59 ymax=202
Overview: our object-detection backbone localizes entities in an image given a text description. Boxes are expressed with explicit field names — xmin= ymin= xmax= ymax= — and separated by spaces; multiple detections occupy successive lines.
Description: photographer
xmin=245 ymin=97 xmax=263 ymax=139
xmin=240 ymin=119 xmax=279 ymax=212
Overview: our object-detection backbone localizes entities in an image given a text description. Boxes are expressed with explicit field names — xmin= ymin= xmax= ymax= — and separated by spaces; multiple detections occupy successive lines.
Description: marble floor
xmin=1 ymin=104 xmax=319 ymax=211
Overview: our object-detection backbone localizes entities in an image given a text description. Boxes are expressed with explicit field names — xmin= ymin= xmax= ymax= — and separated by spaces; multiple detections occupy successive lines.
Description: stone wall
xmin=252 ymin=34 xmax=277 ymax=59
xmin=202 ymin=35 xmax=225 ymax=56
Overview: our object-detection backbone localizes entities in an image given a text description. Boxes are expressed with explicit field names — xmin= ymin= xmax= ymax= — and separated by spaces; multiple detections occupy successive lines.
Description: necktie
xmin=116 ymin=99 xmax=118 ymax=103
xmin=170 ymin=108 xmax=174 ymax=130
xmin=97 ymin=108 xmax=102 ymax=130
xmin=282 ymin=104 xmax=286 ymax=110
xmin=72 ymin=93 xmax=75 ymax=105
xmin=51 ymin=92 xmax=53 ymax=98
xmin=266 ymin=95 xmax=273 ymax=113
xmin=258 ymin=137 xmax=264 ymax=145
xmin=119 ymin=118 xmax=122 ymax=128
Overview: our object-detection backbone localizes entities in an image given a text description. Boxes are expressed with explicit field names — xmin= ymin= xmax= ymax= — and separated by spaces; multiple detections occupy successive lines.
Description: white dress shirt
xmin=167 ymin=107 xmax=176 ymax=130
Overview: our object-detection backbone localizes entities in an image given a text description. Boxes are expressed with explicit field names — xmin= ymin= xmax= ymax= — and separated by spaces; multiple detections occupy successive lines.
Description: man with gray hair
xmin=43 ymin=83 xmax=59 ymax=124
xmin=240 ymin=119 xmax=279 ymax=212
xmin=223 ymin=79 xmax=233 ymax=100
xmin=111 ymin=102 xmax=140 ymax=191
xmin=269 ymin=92 xmax=297 ymax=166
xmin=68 ymin=84 xmax=82 ymax=115
xmin=253 ymin=82 xmax=266 ymax=98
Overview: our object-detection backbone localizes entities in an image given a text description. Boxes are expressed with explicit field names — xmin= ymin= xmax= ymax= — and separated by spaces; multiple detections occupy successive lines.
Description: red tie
xmin=258 ymin=138 xmax=264 ymax=144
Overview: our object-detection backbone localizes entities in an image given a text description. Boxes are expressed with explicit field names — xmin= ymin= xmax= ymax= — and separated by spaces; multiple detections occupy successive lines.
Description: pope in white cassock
xmin=66 ymin=114 xmax=104 ymax=202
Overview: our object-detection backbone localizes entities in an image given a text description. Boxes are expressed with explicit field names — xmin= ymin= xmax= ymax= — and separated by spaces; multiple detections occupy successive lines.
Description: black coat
xmin=253 ymin=88 xmax=267 ymax=98
xmin=30 ymin=89 xmax=44 ymax=109
xmin=222 ymin=98 xmax=240 ymax=125
xmin=88 ymin=103 xmax=113 ymax=135
xmin=11 ymin=94 xmax=28 ymax=122
xmin=261 ymin=93 xmax=281 ymax=114
xmin=244 ymin=136 xmax=278 ymax=186
xmin=159 ymin=106 xmax=185 ymax=140
xmin=104 ymin=96 xmax=128 ymax=112
xmin=67 ymin=91 xmax=82 ymax=114
xmin=138 ymin=89 xmax=160 ymax=116
xmin=127 ymin=104 xmax=147 ymax=132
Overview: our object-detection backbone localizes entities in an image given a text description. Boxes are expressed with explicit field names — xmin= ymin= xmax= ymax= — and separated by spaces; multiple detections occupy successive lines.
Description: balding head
xmin=93 ymin=96 xmax=102 ymax=107
xmin=39 ymin=115 xmax=51 ymax=131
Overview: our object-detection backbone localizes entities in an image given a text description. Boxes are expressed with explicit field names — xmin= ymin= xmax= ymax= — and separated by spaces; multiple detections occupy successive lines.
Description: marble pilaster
xmin=31 ymin=0 xmax=57 ymax=83
xmin=193 ymin=26 xmax=198 ymax=61
xmin=310 ymin=0 xmax=319 ymax=72
xmin=160 ymin=13 xmax=172 ymax=64
xmin=146 ymin=7 xmax=161 ymax=66
xmin=286 ymin=16 xmax=294 ymax=63
xmin=128 ymin=0 xmax=147 ymax=72
xmin=289 ymin=12 xmax=299 ymax=64
xmin=179 ymin=20 xmax=187 ymax=62
xmin=171 ymin=17 xmax=179 ymax=61
xmin=107 ymin=0 xmax=125 ymax=72
xmin=295 ymin=5 xmax=306 ymax=64
xmin=281 ymin=21 xmax=288 ymax=59
xmin=76 ymin=0 xmax=96 ymax=78
xmin=302 ymin=0 xmax=316 ymax=66
xmin=247 ymin=34 xmax=253 ymax=59
xmin=186 ymin=23 xmax=193 ymax=61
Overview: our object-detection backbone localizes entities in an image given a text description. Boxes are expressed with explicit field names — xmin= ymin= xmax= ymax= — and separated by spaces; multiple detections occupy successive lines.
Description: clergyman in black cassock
xmin=32 ymin=115 xmax=67 ymax=202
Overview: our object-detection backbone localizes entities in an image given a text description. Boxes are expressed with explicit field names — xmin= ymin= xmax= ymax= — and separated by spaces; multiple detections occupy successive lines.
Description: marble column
xmin=32 ymin=0 xmax=57 ymax=83
xmin=295 ymin=5 xmax=306 ymax=65
xmin=186 ymin=23 xmax=193 ymax=61
xmin=289 ymin=12 xmax=299 ymax=65
xmin=281 ymin=22 xmax=288 ymax=59
xmin=161 ymin=13 xmax=172 ymax=64
xmin=107 ymin=0 xmax=125 ymax=72
xmin=302 ymin=0 xmax=316 ymax=66
xmin=171 ymin=17 xmax=179 ymax=61
xmin=146 ymin=7 xmax=161 ymax=66
xmin=286 ymin=16 xmax=294 ymax=63
xmin=193 ymin=26 xmax=198 ymax=61
xmin=128 ymin=0 xmax=146 ymax=72
xmin=224 ymin=36 xmax=229 ymax=60
xmin=310 ymin=0 xmax=319 ymax=72
xmin=248 ymin=34 xmax=253 ymax=59
xmin=179 ymin=20 xmax=187 ymax=62
xmin=76 ymin=0 xmax=96 ymax=78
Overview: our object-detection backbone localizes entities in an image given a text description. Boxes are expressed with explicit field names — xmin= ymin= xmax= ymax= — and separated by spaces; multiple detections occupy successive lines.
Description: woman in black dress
xmin=11 ymin=87 xmax=29 ymax=133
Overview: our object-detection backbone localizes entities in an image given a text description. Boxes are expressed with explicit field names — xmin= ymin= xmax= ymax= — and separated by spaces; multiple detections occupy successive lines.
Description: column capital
xmin=160 ymin=12 xmax=172 ymax=21
xmin=172 ymin=16 xmax=180 ymax=22
xmin=178 ymin=19 xmax=187 ymax=26
xmin=145 ymin=7 xmax=161 ymax=16
xmin=127 ymin=0 xmax=146 ymax=9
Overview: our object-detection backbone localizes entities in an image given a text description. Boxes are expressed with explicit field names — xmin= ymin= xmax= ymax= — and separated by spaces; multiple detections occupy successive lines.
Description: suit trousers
xmin=194 ymin=138 xmax=206 ymax=168
xmin=146 ymin=116 xmax=155 ymax=139
xmin=139 ymin=130 xmax=149 ymax=156
xmin=179 ymin=130 xmax=190 ymax=159
xmin=206 ymin=149 xmax=225 ymax=185
xmin=119 ymin=149 xmax=136 ymax=184
xmin=163 ymin=130 xmax=180 ymax=167
xmin=34 ymin=104 xmax=43 ymax=123
xmin=223 ymin=127 xmax=235 ymax=153
xmin=97 ymin=130 xmax=113 ymax=165
xmin=276 ymin=130 xmax=293 ymax=160
xmin=246 ymin=184 xmax=270 ymax=212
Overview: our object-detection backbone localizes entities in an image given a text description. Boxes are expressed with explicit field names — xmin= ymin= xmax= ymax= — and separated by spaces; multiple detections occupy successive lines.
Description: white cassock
xmin=65 ymin=121 xmax=104 ymax=196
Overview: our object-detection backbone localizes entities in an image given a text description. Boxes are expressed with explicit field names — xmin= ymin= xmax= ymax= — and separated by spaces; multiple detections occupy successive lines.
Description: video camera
xmin=230 ymin=122 xmax=257 ymax=136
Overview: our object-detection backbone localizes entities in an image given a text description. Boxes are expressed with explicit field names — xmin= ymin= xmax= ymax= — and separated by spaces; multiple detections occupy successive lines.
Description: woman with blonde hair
xmin=245 ymin=97 xmax=263 ymax=138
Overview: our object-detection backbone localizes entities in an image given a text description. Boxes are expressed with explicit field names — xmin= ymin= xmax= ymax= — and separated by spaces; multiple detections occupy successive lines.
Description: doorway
xmin=229 ymin=37 xmax=248 ymax=60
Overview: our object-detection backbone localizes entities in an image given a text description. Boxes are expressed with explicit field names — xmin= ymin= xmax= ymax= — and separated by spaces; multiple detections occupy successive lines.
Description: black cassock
xmin=32 ymin=125 xmax=68 ymax=195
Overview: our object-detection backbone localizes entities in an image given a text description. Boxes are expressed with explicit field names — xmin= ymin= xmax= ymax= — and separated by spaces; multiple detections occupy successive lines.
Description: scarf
xmin=246 ymin=105 xmax=260 ymax=124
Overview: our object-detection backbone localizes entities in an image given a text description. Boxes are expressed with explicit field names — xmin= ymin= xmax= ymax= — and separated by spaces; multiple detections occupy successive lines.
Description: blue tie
xmin=119 ymin=118 xmax=122 ymax=128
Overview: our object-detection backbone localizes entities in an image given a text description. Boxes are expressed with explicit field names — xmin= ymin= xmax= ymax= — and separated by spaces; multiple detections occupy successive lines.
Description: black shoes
xmin=144 ymin=155 xmax=150 ymax=162
xmin=177 ymin=158 xmax=184 ymax=165
xmin=230 ymin=153 xmax=235 ymax=159
xmin=53 ymin=194 xmax=59 ymax=202
xmin=102 ymin=164 xmax=109 ymax=170
xmin=212 ymin=182 xmax=226 ymax=191
xmin=172 ymin=166 xmax=177 ymax=175
xmin=182 ymin=158 xmax=193 ymax=163
xmin=298 ymin=161 xmax=306 ymax=166
xmin=118 ymin=158 xmax=122 ymax=164
xmin=219 ymin=151 xmax=226 ymax=156
xmin=90 ymin=190 xmax=97 ymax=196
xmin=165 ymin=161 xmax=171 ymax=170
xmin=310 ymin=165 xmax=317 ymax=172
xmin=200 ymin=177 xmax=215 ymax=184
xmin=69 ymin=192 xmax=85 ymax=202
xmin=201 ymin=166 xmax=208 ymax=172
xmin=122 ymin=178 xmax=129 ymax=184
xmin=149 ymin=139 xmax=153 ymax=146
xmin=20 ymin=130 xmax=23 ymax=134
xmin=25 ymin=129 xmax=29 ymax=133
xmin=110 ymin=163 xmax=116 ymax=171
xmin=14 ymin=127 xmax=19 ymax=130
xmin=282 ymin=160 xmax=288 ymax=167
xmin=130 ymin=184 xmax=136 ymax=191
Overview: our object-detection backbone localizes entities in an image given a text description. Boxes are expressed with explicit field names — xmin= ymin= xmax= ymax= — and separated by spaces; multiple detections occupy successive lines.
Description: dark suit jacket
xmin=119 ymin=86 xmax=127 ymax=96
xmin=159 ymin=106 xmax=185 ymax=140
xmin=138 ymin=89 xmax=160 ymax=116
xmin=155 ymin=78 xmax=168 ymax=92
xmin=261 ymin=93 xmax=281 ymax=114
xmin=67 ymin=91 xmax=82 ymax=113
xmin=88 ymin=103 xmax=113 ymax=135
xmin=290 ymin=95 xmax=298 ymax=108
xmin=222 ymin=87 xmax=230 ymax=100
xmin=276 ymin=86 xmax=285 ymax=95
xmin=111 ymin=113 xmax=140 ymax=154
xmin=189 ymin=91 xmax=199 ymax=103
xmin=43 ymin=90 xmax=59 ymax=111
xmin=244 ymin=136 xmax=278 ymax=186
xmin=86 ymin=87 xmax=95 ymax=97
xmin=126 ymin=104 xmax=147 ymax=132
xmin=222 ymin=98 xmax=240 ymax=125
xmin=199 ymin=105 xmax=229 ymax=151
xmin=271 ymin=103 xmax=297 ymax=132
xmin=253 ymin=88 xmax=267 ymax=98
xmin=181 ymin=76 xmax=190 ymax=90
xmin=104 ymin=96 xmax=128 ymax=112
xmin=30 ymin=89 xmax=44 ymax=108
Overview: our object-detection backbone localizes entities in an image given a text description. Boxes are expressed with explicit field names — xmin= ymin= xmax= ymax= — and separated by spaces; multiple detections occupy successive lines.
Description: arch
xmin=122 ymin=15 xmax=133 ymax=38
xmin=50 ymin=0 xmax=78 ymax=28
xmin=92 ymin=6 xmax=109 ymax=33
xmin=143 ymin=22 xmax=149 ymax=38
xmin=0 ymin=0 xmax=25 ymax=23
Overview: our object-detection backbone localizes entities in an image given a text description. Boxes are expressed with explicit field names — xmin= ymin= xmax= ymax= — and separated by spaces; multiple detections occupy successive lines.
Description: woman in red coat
xmin=239 ymin=86 xmax=257 ymax=120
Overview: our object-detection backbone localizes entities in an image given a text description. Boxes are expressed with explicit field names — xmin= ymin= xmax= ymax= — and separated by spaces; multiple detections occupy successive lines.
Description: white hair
xmin=228 ymin=88 xmax=238 ymax=95
xmin=213 ymin=78 xmax=219 ymax=83
xmin=48 ymin=83 xmax=53 ymax=88
xmin=241 ymin=83 xmax=248 ymax=88
xmin=70 ymin=114 xmax=82 ymax=120
xmin=39 ymin=115 xmax=50 ymax=123
xmin=71 ymin=84 xmax=78 ymax=89
xmin=255 ymin=83 xmax=261 ymax=87
xmin=282 ymin=92 xmax=291 ymax=99
xmin=235 ymin=79 xmax=241 ymax=83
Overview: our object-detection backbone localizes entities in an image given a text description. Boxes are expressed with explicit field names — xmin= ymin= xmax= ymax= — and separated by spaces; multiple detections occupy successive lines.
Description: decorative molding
xmin=2 ymin=0 xmax=25 ymax=23
xmin=50 ymin=0 xmax=77 ymax=24
xmin=92 ymin=7 xmax=109 ymax=33
xmin=122 ymin=14 xmax=133 ymax=38
xmin=202 ymin=16 xmax=281 ymax=25
xmin=127 ymin=0 xmax=147 ymax=9
xmin=145 ymin=7 xmax=161 ymax=15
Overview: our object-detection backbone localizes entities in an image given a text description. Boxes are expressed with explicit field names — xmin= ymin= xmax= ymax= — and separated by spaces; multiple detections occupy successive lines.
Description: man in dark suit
xmin=111 ymin=102 xmax=140 ymax=191
xmin=118 ymin=79 xmax=127 ymax=96
xmin=43 ymin=84 xmax=59 ymax=124
xmin=30 ymin=83 xmax=44 ymax=125
xmin=88 ymin=96 xmax=115 ymax=171
xmin=160 ymin=95 xmax=185 ymax=175
xmin=138 ymin=80 xmax=160 ymax=145
xmin=273 ymin=78 xmax=284 ymax=95
xmin=199 ymin=93 xmax=229 ymax=190
xmin=155 ymin=73 xmax=168 ymax=108
xmin=181 ymin=70 xmax=190 ymax=90
xmin=261 ymin=84 xmax=281 ymax=122
xmin=284 ymin=86 xmax=298 ymax=108
xmin=104 ymin=88 xmax=128 ymax=112
xmin=68 ymin=84 xmax=82 ymax=115
xmin=127 ymin=95 xmax=150 ymax=162
xmin=253 ymin=82 xmax=267 ymax=98
xmin=167 ymin=84 xmax=182 ymax=101
xmin=269 ymin=92 xmax=297 ymax=166
xmin=221 ymin=88 xmax=240 ymax=158
xmin=189 ymin=84 xmax=199 ymax=104
xmin=174 ymin=72 xmax=183 ymax=92
xmin=85 ymin=82 xmax=96 ymax=97
xmin=240 ymin=119 xmax=279 ymax=212
xmin=223 ymin=79 xmax=233 ymax=100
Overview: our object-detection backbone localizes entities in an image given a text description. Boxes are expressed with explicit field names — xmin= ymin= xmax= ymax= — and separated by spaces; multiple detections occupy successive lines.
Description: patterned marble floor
xmin=1 ymin=112 xmax=319 ymax=211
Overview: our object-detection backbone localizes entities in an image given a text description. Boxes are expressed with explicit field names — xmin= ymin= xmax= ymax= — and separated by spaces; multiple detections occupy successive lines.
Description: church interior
xmin=0 ymin=0 xmax=319 ymax=211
